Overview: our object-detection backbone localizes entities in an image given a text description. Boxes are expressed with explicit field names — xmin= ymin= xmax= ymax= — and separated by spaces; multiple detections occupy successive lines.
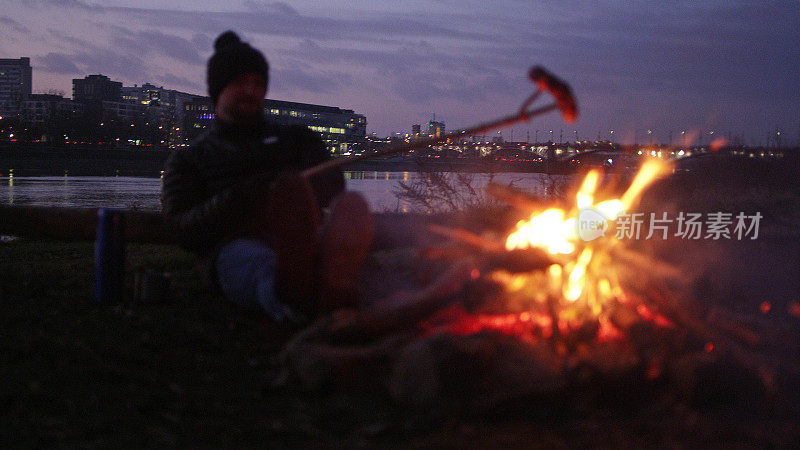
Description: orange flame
xmin=498 ymin=159 xmax=672 ymax=319
xmin=430 ymin=160 xmax=676 ymax=345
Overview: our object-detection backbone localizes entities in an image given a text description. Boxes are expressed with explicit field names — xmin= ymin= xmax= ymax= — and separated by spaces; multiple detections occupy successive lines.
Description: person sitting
xmin=161 ymin=31 xmax=372 ymax=322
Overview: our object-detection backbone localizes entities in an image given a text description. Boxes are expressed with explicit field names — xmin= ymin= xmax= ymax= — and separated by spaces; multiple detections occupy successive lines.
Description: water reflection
xmin=0 ymin=172 xmax=561 ymax=213
xmin=0 ymin=176 xmax=163 ymax=210
xmin=343 ymin=171 xmax=422 ymax=181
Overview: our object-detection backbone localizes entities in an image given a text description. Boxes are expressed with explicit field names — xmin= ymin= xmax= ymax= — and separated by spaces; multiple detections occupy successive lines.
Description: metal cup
xmin=95 ymin=208 xmax=125 ymax=303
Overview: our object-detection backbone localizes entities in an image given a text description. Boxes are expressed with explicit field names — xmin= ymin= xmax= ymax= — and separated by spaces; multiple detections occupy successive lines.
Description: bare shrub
xmin=394 ymin=167 xmax=503 ymax=214
xmin=394 ymin=163 xmax=571 ymax=214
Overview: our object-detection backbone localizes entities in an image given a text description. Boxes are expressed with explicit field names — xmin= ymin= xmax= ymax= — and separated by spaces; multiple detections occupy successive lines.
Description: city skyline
xmin=0 ymin=0 xmax=798 ymax=145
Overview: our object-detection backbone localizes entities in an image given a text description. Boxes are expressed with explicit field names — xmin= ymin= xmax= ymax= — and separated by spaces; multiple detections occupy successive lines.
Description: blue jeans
xmin=215 ymin=238 xmax=297 ymax=322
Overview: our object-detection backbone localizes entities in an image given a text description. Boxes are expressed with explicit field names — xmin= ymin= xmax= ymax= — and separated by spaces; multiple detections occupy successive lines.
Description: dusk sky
xmin=1 ymin=0 xmax=798 ymax=145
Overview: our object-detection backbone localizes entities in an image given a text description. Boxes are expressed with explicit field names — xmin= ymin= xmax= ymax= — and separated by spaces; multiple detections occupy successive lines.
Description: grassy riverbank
xmin=1 ymin=240 xmax=304 ymax=446
xmin=3 ymin=160 xmax=800 ymax=446
xmin=4 ymin=239 xmax=799 ymax=448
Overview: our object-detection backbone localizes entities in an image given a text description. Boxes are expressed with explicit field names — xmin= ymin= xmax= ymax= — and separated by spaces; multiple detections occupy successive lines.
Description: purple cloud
xmin=0 ymin=16 xmax=29 ymax=33
xmin=154 ymin=73 xmax=202 ymax=93
xmin=270 ymin=66 xmax=352 ymax=94
xmin=110 ymin=27 xmax=203 ymax=65
xmin=36 ymin=52 xmax=80 ymax=74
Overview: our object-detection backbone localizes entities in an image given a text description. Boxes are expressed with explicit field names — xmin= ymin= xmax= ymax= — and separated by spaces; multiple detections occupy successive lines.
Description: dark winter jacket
xmin=161 ymin=118 xmax=344 ymax=256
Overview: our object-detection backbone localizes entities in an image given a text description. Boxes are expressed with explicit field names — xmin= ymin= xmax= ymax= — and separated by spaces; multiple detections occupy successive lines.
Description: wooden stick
xmin=610 ymin=246 xmax=685 ymax=280
xmin=323 ymin=261 xmax=474 ymax=340
xmin=427 ymin=223 xmax=504 ymax=253
xmin=419 ymin=245 xmax=475 ymax=261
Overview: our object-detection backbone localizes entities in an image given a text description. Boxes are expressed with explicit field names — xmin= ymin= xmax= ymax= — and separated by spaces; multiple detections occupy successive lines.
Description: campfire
xmin=272 ymin=156 xmax=784 ymax=417
xmin=423 ymin=160 xmax=676 ymax=349
xmin=273 ymin=66 xmax=778 ymax=415
xmin=273 ymin=158 xmax=777 ymax=416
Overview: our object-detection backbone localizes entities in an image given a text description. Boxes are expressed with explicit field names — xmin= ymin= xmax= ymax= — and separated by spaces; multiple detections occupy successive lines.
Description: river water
xmin=0 ymin=171 xmax=560 ymax=213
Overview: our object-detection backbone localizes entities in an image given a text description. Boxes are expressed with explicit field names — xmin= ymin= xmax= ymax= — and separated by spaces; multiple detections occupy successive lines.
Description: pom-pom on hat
xmin=207 ymin=31 xmax=268 ymax=105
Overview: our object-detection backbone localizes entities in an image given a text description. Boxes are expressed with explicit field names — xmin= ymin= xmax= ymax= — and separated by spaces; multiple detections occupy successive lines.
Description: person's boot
xmin=265 ymin=172 xmax=321 ymax=317
xmin=318 ymin=192 xmax=373 ymax=312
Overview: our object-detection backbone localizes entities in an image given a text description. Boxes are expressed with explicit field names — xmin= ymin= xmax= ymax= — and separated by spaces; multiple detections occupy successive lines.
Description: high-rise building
xmin=72 ymin=74 xmax=122 ymax=103
xmin=21 ymin=93 xmax=83 ymax=125
xmin=181 ymin=97 xmax=367 ymax=152
xmin=122 ymin=83 xmax=167 ymax=106
xmin=0 ymin=57 xmax=32 ymax=117
xmin=412 ymin=124 xmax=421 ymax=137
xmin=264 ymin=99 xmax=366 ymax=154
xmin=19 ymin=93 xmax=84 ymax=143
xmin=121 ymin=83 xmax=202 ymax=112
xmin=180 ymin=97 xmax=214 ymax=143
xmin=122 ymin=83 xmax=206 ymax=145
xmin=428 ymin=120 xmax=445 ymax=139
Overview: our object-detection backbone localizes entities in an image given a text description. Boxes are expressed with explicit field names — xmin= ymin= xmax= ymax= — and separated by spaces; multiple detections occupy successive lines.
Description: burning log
xmin=427 ymin=224 xmax=503 ymax=254
xmin=425 ymin=224 xmax=555 ymax=275
xmin=488 ymin=248 xmax=554 ymax=274
xmin=274 ymin=262 xmax=476 ymax=391
xmin=418 ymin=245 xmax=474 ymax=261
xmin=278 ymin=262 xmax=474 ymax=352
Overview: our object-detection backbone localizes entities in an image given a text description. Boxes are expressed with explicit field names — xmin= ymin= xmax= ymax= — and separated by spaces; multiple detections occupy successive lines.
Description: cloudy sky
xmin=1 ymin=0 xmax=798 ymax=144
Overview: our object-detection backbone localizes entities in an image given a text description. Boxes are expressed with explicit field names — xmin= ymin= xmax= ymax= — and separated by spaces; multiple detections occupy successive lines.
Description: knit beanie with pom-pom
xmin=207 ymin=31 xmax=268 ymax=105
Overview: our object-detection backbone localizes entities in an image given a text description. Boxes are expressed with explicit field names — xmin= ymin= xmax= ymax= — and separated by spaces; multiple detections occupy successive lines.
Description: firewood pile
xmin=270 ymin=162 xmax=798 ymax=421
